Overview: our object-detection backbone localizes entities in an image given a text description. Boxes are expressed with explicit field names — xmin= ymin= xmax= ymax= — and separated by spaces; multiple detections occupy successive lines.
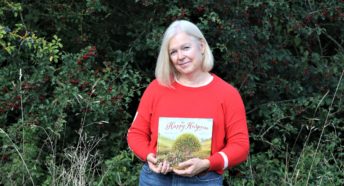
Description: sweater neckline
xmin=175 ymin=74 xmax=214 ymax=88
xmin=173 ymin=74 xmax=217 ymax=89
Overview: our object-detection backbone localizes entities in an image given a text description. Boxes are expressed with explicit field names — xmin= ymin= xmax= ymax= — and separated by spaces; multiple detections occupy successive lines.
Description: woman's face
xmin=168 ymin=32 xmax=205 ymax=77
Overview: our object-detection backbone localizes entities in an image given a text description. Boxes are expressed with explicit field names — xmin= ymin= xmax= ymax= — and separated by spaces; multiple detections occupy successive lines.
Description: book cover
xmin=157 ymin=117 xmax=213 ymax=169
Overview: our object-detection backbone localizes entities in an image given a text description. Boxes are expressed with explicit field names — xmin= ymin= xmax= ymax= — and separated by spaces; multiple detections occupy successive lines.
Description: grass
xmin=227 ymin=70 xmax=343 ymax=185
xmin=1 ymin=68 xmax=342 ymax=185
xmin=0 ymin=72 xmax=104 ymax=185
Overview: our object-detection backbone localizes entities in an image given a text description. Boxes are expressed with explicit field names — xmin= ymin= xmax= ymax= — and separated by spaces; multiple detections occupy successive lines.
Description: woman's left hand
xmin=146 ymin=153 xmax=172 ymax=174
xmin=173 ymin=158 xmax=210 ymax=177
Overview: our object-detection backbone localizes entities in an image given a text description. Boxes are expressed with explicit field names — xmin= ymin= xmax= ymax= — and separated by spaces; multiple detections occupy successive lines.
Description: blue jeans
xmin=139 ymin=163 xmax=223 ymax=186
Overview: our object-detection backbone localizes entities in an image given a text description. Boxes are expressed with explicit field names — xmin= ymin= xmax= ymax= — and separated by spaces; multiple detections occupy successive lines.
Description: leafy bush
xmin=97 ymin=150 xmax=141 ymax=186
xmin=1 ymin=0 xmax=343 ymax=185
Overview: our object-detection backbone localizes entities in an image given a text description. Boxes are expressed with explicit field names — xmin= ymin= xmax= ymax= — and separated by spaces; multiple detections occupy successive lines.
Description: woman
xmin=127 ymin=20 xmax=249 ymax=186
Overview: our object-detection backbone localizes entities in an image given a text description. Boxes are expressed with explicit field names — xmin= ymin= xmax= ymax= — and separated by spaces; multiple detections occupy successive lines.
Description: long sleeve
xmin=127 ymin=82 xmax=155 ymax=161
xmin=127 ymin=76 xmax=249 ymax=174
xmin=208 ymin=88 xmax=249 ymax=171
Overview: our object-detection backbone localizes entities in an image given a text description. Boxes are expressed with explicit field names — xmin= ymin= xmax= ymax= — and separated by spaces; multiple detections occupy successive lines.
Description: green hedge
xmin=1 ymin=0 xmax=343 ymax=185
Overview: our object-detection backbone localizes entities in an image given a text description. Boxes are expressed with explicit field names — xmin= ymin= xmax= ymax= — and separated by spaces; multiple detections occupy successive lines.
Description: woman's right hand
xmin=146 ymin=153 xmax=172 ymax=174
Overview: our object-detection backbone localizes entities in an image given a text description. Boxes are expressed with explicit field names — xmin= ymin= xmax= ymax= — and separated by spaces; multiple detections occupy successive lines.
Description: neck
xmin=176 ymin=72 xmax=213 ymax=87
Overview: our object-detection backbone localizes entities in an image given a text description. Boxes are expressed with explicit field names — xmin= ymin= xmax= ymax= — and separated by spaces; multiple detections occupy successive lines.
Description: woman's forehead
xmin=169 ymin=32 xmax=197 ymax=48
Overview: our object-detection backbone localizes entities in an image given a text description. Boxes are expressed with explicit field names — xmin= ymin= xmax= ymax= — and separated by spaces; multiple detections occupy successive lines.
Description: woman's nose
xmin=177 ymin=50 xmax=185 ymax=60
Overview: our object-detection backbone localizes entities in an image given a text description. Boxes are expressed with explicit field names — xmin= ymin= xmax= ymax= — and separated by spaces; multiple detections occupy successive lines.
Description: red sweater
xmin=127 ymin=74 xmax=249 ymax=174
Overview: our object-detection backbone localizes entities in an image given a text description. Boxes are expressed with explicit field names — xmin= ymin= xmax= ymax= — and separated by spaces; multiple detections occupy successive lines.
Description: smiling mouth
xmin=179 ymin=61 xmax=190 ymax=67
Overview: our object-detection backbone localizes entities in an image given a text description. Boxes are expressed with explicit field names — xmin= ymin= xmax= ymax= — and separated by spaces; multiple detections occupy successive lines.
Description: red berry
xmin=39 ymin=95 xmax=46 ymax=102
xmin=70 ymin=79 xmax=80 ymax=85
xmin=83 ymin=54 xmax=89 ymax=60
xmin=2 ymin=86 xmax=9 ymax=93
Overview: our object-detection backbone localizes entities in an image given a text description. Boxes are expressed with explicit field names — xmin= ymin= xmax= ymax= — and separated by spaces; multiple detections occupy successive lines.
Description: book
xmin=157 ymin=117 xmax=213 ymax=169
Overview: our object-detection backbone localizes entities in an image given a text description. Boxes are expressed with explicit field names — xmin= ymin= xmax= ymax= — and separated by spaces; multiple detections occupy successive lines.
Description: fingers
xmin=147 ymin=153 xmax=161 ymax=173
xmin=173 ymin=158 xmax=207 ymax=177
xmin=173 ymin=167 xmax=194 ymax=177
xmin=146 ymin=153 xmax=157 ymax=164
xmin=177 ymin=159 xmax=193 ymax=169
xmin=173 ymin=159 xmax=194 ymax=177
xmin=148 ymin=160 xmax=162 ymax=173
xmin=160 ymin=160 xmax=172 ymax=174
xmin=147 ymin=159 xmax=172 ymax=174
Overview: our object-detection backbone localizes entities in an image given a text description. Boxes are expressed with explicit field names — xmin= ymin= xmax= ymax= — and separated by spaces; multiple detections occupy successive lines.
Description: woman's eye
xmin=183 ymin=46 xmax=190 ymax=50
xmin=170 ymin=51 xmax=176 ymax=56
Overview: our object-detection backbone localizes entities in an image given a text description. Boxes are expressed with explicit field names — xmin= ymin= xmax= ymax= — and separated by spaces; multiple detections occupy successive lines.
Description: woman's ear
xmin=199 ymin=39 xmax=206 ymax=54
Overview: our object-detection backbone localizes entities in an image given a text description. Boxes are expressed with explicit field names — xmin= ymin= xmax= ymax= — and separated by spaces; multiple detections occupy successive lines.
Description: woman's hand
xmin=146 ymin=153 xmax=172 ymax=174
xmin=173 ymin=158 xmax=210 ymax=177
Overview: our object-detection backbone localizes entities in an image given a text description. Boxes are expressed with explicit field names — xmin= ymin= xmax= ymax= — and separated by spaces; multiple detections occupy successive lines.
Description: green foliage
xmin=1 ymin=0 xmax=343 ymax=185
xmin=1 ymin=1 xmax=146 ymax=185
xmin=172 ymin=133 xmax=201 ymax=155
xmin=98 ymin=150 xmax=141 ymax=186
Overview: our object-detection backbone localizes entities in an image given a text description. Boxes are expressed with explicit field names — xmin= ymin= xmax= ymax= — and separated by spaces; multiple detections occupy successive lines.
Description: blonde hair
xmin=155 ymin=20 xmax=214 ymax=87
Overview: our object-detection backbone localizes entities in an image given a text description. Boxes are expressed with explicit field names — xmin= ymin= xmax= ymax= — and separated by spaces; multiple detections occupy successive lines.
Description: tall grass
xmin=52 ymin=133 xmax=103 ymax=185
xmin=0 ymin=72 xmax=105 ymax=186
xmin=304 ymin=70 xmax=343 ymax=185
xmin=287 ymin=70 xmax=342 ymax=185
xmin=46 ymin=79 xmax=105 ymax=185
xmin=1 ymin=69 xmax=342 ymax=186
xmin=227 ymin=70 xmax=343 ymax=185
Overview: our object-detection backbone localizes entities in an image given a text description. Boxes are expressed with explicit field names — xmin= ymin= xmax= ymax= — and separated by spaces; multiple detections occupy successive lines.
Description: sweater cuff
xmin=207 ymin=152 xmax=226 ymax=171
xmin=141 ymin=150 xmax=156 ymax=161
xmin=129 ymin=146 xmax=153 ymax=162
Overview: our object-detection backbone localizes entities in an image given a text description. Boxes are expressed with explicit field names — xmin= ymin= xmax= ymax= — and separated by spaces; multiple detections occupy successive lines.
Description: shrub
xmin=1 ymin=0 xmax=343 ymax=185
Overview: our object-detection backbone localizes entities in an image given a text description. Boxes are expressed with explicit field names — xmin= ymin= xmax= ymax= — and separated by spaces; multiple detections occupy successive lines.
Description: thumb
xmin=178 ymin=159 xmax=193 ymax=168
xmin=147 ymin=153 xmax=157 ymax=164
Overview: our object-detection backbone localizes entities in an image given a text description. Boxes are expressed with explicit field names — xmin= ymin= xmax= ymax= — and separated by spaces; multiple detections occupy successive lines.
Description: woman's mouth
xmin=179 ymin=61 xmax=190 ymax=68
